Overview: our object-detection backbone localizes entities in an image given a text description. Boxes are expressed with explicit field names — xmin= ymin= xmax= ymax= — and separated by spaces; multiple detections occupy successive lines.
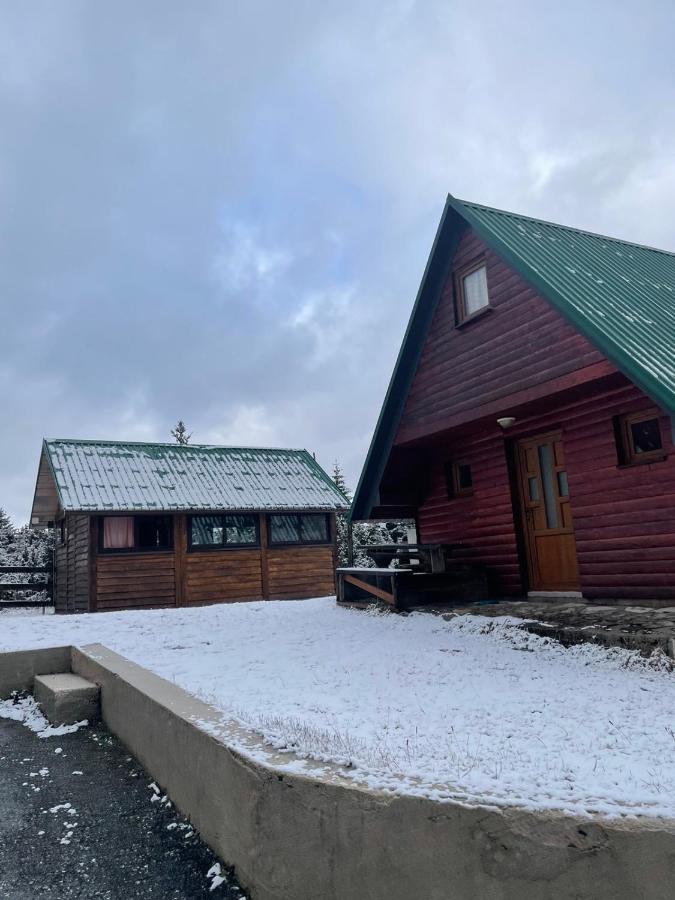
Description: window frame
xmin=187 ymin=513 xmax=261 ymax=552
xmin=97 ymin=514 xmax=174 ymax=554
xmin=454 ymin=257 xmax=491 ymax=326
xmin=615 ymin=409 xmax=666 ymax=466
xmin=445 ymin=461 xmax=474 ymax=498
xmin=267 ymin=513 xmax=332 ymax=547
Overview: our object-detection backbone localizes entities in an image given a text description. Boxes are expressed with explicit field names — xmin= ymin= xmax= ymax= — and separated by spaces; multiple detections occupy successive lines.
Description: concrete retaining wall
xmin=0 ymin=646 xmax=71 ymax=698
xmin=66 ymin=643 xmax=675 ymax=900
xmin=3 ymin=643 xmax=675 ymax=898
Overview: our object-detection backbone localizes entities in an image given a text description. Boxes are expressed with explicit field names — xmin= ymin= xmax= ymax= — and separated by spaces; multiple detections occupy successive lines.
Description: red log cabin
xmin=351 ymin=195 xmax=675 ymax=605
xmin=30 ymin=440 xmax=348 ymax=613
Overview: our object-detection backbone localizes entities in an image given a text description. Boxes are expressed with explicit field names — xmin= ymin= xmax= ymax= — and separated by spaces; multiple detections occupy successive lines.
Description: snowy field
xmin=2 ymin=596 xmax=675 ymax=818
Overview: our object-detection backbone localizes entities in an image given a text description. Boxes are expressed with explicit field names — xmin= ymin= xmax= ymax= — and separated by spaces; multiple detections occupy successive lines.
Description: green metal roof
xmin=452 ymin=197 xmax=675 ymax=413
xmin=351 ymin=195 xmax=675 ymax=520
xmin=36 ymin=439 xmax=349 ymax=516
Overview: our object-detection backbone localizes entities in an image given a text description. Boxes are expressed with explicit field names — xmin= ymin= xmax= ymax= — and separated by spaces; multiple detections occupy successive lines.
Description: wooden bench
xmin=336 ymin=567 xmax=413 ymax=609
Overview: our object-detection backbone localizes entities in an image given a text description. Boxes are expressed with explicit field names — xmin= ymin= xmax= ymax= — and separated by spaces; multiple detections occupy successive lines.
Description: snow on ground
xmin=0 ymin=694 xmax=87 ymax=737
xmin=2 ymin=597 xmax=675 ymax=818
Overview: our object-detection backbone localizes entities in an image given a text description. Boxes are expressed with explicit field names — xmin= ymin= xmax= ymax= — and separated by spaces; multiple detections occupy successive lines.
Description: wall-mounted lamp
xmin=497 ymin=416 xmax=516 ymax=430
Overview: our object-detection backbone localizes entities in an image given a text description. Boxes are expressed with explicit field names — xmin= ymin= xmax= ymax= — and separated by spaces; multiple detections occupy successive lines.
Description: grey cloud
xmin=2 ymin=0 xmax=675 ymax=521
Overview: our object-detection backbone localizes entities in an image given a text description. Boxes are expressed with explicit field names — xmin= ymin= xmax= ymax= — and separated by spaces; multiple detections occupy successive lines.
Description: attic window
xmin=614 ymin=410 xmax=665 ymax=466
xmin=455 ymin=260 xmax=490 ymax=323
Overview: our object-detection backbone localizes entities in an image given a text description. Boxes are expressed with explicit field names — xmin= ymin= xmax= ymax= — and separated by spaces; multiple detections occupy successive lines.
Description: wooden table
xmin=363 ymin=543 xmax=463 ymax=574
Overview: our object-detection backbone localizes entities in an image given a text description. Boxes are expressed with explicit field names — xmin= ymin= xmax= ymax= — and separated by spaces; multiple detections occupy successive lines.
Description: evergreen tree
xmin=331 ymin=461 xmax=350 ymax=498
xmin=0 ymin=508 xmax=54 ymax=605
xmin=0 ymin=507 xmax=15 ymax=566
xmin=332 ymin=462 xmax=352 ymax=567
xmin=171 ymin=420 xmax=192 ymax=445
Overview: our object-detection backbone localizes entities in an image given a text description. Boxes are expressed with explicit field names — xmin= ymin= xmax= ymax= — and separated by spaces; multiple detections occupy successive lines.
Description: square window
xmin=270 ymin=514 xmax=301 ymax=544
xmin=615 ymin=410 xmax=664 ymax=465
xmin=102 ymin=516 xmax=135 ymax=549
xmin=223 ymin=514 xmax=258 ymax=545
xmin=191 ymin=516 xmax=223 ymax=546
xmin=269 ymin=513 xmax=331 ymax=545
xmin=445 ymin=461 xmax=473 ymax=498
xmin=301 ymin=514 xmax=329 ymax=543
xmin=137 ymin=516 xmax=172 ymax=550
xmin=630 ymin=418 xmax=662 ymax=455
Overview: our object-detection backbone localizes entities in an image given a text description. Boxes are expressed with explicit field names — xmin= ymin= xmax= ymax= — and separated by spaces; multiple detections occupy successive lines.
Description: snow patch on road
xmin=0 ymin=695 xmax=88 ymax=738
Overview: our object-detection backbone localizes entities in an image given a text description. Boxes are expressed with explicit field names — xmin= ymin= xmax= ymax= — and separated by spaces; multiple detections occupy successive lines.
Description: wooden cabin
xmin=351 ymin=195 xmax=675 ymax=605
xmin=30 ymin=439 xmax=348 ymax=613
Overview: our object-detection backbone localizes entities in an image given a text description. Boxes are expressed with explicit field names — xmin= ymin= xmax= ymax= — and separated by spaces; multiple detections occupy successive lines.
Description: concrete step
xmin=34 ymin=673 xmax=100 ymax=725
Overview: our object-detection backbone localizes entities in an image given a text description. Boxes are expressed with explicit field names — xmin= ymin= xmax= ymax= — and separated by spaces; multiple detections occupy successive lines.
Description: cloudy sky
xmin=2 ymin=1 xmax=675 ymax=523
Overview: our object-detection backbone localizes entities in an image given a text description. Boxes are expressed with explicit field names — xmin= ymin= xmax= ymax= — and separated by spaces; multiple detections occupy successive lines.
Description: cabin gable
xmin=396 ymin=228 xmax=613 ymax=446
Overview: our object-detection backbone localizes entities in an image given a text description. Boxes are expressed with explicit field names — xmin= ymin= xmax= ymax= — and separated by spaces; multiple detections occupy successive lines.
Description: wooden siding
xmin=267 ymin=546 xmax=336 ymax=600
xmin=54 ymin=514 xmax=90 ymax=613
xmin=397 ymin=229 xmax=610 ymax=444
xmin=86 ymin=512 xmax=338 ymax=610
xmin=417 ymin=380 xmax=675 ymax=602
xmin=184 ymin=549 xmax=264 ymax=605
xmin=95 ymin=552 xmax=176 ymax=611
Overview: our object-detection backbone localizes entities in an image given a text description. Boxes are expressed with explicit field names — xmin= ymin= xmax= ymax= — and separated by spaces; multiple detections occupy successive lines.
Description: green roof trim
xmin=351 ymin=194 xmax=675 ymax=520
xmin=37 ymin=439 xmax=349 ymax=515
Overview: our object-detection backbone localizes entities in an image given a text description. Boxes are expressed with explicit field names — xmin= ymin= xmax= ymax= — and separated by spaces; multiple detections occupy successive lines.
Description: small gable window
xmin=615 ymin=410 xmax=665 ymax=466
xmin=456 ymin=261 xmax=490 ymax=323
xmin=445 ymin=461 xmax=473 ymax=498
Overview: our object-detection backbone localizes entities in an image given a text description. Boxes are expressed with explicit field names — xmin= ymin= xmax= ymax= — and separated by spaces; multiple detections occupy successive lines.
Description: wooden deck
xmin=336 ymin=564 xmax=488 ymax=611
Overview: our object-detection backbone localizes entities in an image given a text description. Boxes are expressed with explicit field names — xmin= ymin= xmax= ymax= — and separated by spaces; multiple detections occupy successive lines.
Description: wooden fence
xmin=0 ymin=558 xmax=53 ymax=611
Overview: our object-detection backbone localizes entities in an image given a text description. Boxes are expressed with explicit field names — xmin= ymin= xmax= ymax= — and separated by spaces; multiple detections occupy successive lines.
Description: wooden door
xmin=516 ymin=432 xmax=580 ymax=592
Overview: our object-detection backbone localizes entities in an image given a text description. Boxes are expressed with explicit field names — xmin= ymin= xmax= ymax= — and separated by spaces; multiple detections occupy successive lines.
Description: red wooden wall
xmin=390 ymin=225 xmax=675 ymax=603
xmin=417 ymin=381 xmax=675 ymax=602
xmin=397 ymin=229 xmax=609 ymax=445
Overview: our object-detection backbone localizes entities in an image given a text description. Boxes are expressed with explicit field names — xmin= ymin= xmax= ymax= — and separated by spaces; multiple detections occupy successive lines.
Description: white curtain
xmin=103 ymin=516 xmax=135 ymax=549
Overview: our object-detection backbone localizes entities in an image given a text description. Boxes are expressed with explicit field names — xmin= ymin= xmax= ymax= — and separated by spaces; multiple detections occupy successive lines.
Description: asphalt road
xmin=0 ymin=712 xmax=247 ymax=899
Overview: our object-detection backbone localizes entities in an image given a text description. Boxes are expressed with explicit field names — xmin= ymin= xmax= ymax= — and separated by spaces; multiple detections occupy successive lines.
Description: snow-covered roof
xmin=31 ymin=439 xmax=349 ymax=524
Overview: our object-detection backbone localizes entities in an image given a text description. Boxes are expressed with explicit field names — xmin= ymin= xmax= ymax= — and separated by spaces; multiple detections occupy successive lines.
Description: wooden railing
xmin=0 ymin=560 xmax=53 ymax=610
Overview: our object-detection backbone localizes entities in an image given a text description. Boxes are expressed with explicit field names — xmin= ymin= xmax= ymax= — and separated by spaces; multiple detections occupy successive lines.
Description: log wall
xmin=267 ymin=546 xmax=336 ymax=600
xmin=73 ymin=512 xmax=339 ymax=612
xmin=184 ymin=549 xmax=264 ymax=605
xmin=416 ymin=381 xmax=675 ymax=602
xmin=54 ymin=514 xmax=90 ymax=613
xmin=397 ymin=229 xmax=610 ymax=444
xmin=95 ymin=553 xmax=176 ymax=612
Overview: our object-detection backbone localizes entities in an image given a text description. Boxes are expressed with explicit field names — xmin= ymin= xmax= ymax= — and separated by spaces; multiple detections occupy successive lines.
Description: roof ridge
xmin=455 ymin=196 xmax=675 ymax=259
xmin=44 ymin=438 xmax=307 ymax=453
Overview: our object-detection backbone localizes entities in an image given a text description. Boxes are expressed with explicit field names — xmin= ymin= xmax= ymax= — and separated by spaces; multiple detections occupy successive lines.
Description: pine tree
xmin=331 ymin=461 xmax=350 ymax=498
xmin=332 ymin=462 xmax=352 ymax=566
xmin=0 ymin=508 xmax=54 ymax=604
xmin=0 ymin=507 xmax=15 ymax=566
xmin=171 ymin=420 xmax=192 ymax=445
